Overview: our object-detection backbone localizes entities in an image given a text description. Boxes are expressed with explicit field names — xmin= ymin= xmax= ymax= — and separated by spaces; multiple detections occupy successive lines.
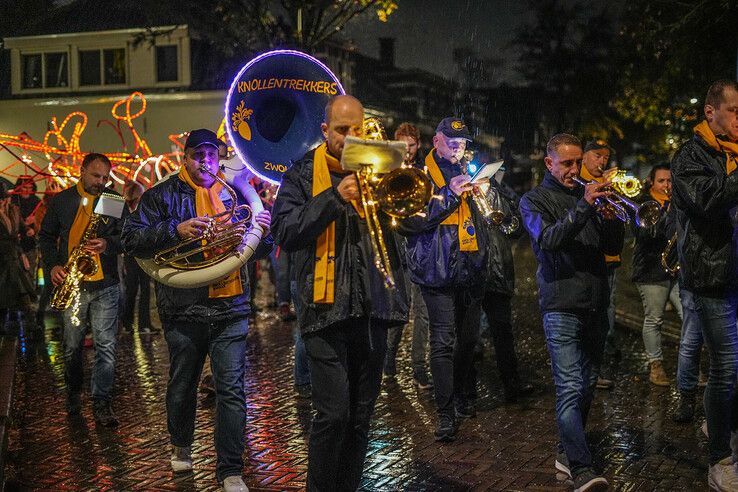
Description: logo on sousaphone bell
xmin=225 ymin=50 xmax=345 ymax=184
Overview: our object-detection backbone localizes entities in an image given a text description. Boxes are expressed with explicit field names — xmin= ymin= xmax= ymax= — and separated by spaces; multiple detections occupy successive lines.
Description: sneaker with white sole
xmin=170 ymin=445 xmax=192 ymax=473
xmin=222 ymin=475 xmax=249 ymax=492
xmin=555 ymin=450 xmax=572 ymax=479
xmin=572 ymin=469 xmax=608 ymax=491
xmin=708 ymin=456 xmax=738 ymax=491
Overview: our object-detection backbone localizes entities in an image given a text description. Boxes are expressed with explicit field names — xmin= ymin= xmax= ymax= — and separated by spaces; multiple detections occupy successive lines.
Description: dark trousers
xmin=303 ymin=319 xmax=387 ymax=492
xmin=481 ymin=291 xmax=522 ymax=395
xmin=122 ymin=255 xmax=151 ymax=328
xmin=421 ymin=285 xmax=482 ymax=418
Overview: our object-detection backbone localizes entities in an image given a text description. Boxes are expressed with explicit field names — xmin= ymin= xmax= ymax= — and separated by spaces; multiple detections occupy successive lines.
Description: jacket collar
xmin=541 ymin=171 xmax=582 ymax=198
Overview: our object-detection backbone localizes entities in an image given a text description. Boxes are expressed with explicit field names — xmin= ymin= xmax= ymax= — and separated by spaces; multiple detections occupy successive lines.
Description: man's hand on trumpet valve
xmin=583 ymin=180 xmax=613 ymax=206
xmin=176 ymin=217 xmax=212 ymax=239
xmin=449 ymin=174 xmax=473 ymax=196
xmin=337 ymin=174 xmax=360 ymax=202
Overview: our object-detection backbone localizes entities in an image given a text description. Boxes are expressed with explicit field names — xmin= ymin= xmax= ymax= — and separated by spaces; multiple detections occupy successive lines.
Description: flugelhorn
xmin=462 ymin=153 xmax=519 ymax=234
xmin=573 ymin=176 xmax=661 ymax=228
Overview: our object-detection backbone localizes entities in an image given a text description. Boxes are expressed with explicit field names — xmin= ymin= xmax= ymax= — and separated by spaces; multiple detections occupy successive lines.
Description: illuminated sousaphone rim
xmin=225 ymin=50 xmax=345 ymax=184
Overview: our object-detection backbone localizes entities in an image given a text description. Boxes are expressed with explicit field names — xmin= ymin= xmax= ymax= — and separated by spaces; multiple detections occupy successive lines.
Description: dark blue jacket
xmin=519 ymin=172 xmax=624 ymax=312
xmin=39 ymin=185 xmax=122 ymax=291
xmin=270 ymin=148 xmax=409 ymax=335
xmin=121 ymin=174 xmax=273 ymax=324
xmin=397 ymin=151 xmax=488 ymax=288
xmin=672 ymin=134 xmax=738 ymax=293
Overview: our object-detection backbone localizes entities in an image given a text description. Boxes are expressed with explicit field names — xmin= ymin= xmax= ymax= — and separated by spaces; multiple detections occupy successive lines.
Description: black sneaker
xmin=66 ymin=392 xmax=82 ymax=415
xmin=434 ymin=415 xmax=456 ymax=442
xmin=454 ymin=401 xmax=476 ymax=419
xmin=295 ymin=384 xmax=312 ymax=399
xmin=555 ymin=450 xmax=571 ymax=479
xmin=672 ymin=390 xmax=695 ymax=423
xmin=92 ymin=399 xmax=119 ymax=427
xmin=413 ymin=372 xmax=433 ymax=390
xmin=572 ymin=469 xmax=608 ymax=492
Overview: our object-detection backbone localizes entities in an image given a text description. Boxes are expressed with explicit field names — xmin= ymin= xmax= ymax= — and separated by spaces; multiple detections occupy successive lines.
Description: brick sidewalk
xmin=5 ymin=240 xmax=708 ymax=491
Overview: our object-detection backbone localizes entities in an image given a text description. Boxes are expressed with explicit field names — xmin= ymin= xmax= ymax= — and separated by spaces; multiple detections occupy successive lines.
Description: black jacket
xmin=270 ymin=148 xmax=409 ymax=335
xmin=39 ymin=185 xmax=122 ymax=291
xmin=672 ymin=134 xmax=738 ymax=293
xmin=631 ymin=194 xmax=675 ymax=284
xmin=519 ymin=172 xmax=625 ymax=312
xmin=121 ymin=174 xmax=273 ymax=324
xmin=484 ymin=180 xmax=521 ymax=296
xmin=398 ymin=151 xmax=488 ymax=288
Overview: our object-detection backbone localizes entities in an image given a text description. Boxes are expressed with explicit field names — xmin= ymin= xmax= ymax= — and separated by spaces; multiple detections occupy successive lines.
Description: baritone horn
xmin=354 ymin=117 xmax=432 ymax=288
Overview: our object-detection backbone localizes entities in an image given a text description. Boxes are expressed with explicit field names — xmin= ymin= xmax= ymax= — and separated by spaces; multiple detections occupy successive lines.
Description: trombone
xmin=572 ymin=176 xmax=661 ymax=228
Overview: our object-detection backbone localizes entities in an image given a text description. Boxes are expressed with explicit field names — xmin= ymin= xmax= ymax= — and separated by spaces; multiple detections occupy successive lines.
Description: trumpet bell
xmin=375 ymin=167 xmax=432 ymax=218
xmin=636 ymin=200 xmax=661 ymax=228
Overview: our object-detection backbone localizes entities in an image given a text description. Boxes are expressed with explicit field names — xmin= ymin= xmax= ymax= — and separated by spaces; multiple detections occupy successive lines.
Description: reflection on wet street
xmin=5 ymin=240 xmax=708 ymax=490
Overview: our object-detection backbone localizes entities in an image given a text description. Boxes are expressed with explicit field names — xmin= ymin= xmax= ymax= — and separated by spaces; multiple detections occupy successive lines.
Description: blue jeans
xmin=693 ymin=292 xmax=738 ymax=465
xmin=163 ymin=317 xmax=248 ymax=482
xmin=543 ymin=310 xmax=607 ymax=476
xmin=636 ymin=280 xmax=683 ymax=363
xmin=62 ymin=284 xmax=119 ymax=401
xmin=290 ymin=280 xmax=310 ymax=386
xmin=676 ymin=288 xmax=704 ymax=392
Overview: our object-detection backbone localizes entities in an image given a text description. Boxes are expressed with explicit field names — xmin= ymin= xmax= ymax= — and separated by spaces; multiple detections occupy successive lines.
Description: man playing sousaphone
xmin=122 ymin=129 xmax=273 ymax=492
xmin=271 ymin=95 xmax=409 ymax=491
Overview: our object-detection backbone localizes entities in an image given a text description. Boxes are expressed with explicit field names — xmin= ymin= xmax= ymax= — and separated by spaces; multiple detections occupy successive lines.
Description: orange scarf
xmin=424 ymin=151 xmax=478 ymax=251
xmin=649 ymin=189 xmax=669 ymax=207
xmin=694 ymin=120 xmax=738 ymax=175
xmin=311 ymin=143 xmax=363 ymax=303
xmin=69 ymin=181 xmax=104 ymax=281
xmin=178 ymin=166 xmax=243 ymax=298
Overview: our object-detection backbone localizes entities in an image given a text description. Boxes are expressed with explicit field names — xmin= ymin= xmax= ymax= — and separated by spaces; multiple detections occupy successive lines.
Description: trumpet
xmin=572 ymin=176 xmax=661 ymax=228
xmin=153 ymin=165 xmax=252 ymax=270
xmin=356 ymin=117 xmax=432 ymax=289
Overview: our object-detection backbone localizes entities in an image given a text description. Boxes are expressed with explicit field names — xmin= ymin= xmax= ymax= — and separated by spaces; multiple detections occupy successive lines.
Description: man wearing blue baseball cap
xmin=398 ymin=116 xmax=489 ymax=442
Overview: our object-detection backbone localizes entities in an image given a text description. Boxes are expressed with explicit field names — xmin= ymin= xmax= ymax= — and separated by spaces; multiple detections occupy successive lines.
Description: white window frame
xmin=16 ymin=48 xmax=71 ymax=94
xmin=76 ymin=46 xmax=129 ymax=90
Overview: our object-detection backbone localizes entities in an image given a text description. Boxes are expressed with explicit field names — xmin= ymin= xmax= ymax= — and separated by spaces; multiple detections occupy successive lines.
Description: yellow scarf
xmin=69 ymin=181 xmax=104 ymax=282
xmin=649 ymin=189 xmax=669 ymax=207
xmin=178 ymin=166 xmax=243 ymax=298
xmin=424 ymin=151 xmax=478 ymax=251
xmin=694 ymin=120 xmax=738 ymax=175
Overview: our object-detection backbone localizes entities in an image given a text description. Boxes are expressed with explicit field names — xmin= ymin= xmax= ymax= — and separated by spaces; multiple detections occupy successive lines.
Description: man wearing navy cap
xmin=122 ymin=128 xmax=274 ymax=492
xmin=398 ymin=117 xmax=489 ymax=441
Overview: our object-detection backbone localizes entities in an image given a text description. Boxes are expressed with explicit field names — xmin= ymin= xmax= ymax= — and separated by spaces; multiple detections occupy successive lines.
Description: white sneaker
xmin=222 ymin=475 xmax=249 ymax=492
xmin=708 ymin=457 xmax=738 ymax=491
xmin=170 ymin=445 xmax=192 ymax=473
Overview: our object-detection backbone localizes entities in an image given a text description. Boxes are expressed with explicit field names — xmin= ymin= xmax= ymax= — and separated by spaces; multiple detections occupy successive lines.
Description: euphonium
xmin=152 ymin=165 xmax=253 ymax=270
xmin=573 ymin=176 xmax=661 ymax=228
xmin=355 ymin=117 xmax=432 ymax=288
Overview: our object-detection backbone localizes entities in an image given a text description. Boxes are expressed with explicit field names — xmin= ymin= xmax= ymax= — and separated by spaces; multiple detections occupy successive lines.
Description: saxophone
xmin=51 ymin=211 xmax=105 ymax=323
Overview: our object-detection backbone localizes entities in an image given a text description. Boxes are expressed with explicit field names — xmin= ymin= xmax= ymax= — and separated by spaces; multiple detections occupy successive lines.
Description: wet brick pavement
xmin=5 ymin=238 xmax=709 ymax=491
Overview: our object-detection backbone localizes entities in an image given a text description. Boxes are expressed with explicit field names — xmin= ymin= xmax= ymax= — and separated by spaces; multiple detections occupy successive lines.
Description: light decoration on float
xmin=0 ymin=92 xmax=195 ymax=191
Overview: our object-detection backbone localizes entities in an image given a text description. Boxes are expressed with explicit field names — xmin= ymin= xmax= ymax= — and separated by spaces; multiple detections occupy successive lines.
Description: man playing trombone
xmin=271 ymin=95 xmax=409 ymax=491
xmin=520 ymin=133 xmax=624 ymax=491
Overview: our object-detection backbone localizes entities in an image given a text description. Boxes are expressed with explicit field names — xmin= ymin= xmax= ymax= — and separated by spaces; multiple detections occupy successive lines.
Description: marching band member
xmin=671 ymin=79 xmax=738 ymax=491
xmin=520 ymin=133 xmax=623 ymax=491
xmin=39 ymin=153 xmax=122 ymax=426
xmin=271 ymin=95 xmax=409 ymax=491
xmin=631 ymin=164 xmax=684 ymax=387
xmin=122 ymin=129 xmax=273 ymax=492
xmin=398 ymin=117 xmax=488 ymax=442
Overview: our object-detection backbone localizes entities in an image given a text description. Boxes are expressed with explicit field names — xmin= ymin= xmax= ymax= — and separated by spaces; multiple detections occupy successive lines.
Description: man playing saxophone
xmin=271 ymin=95 xmax=409 ymax=491
xmin=122 ymin=129 xmax=273 ymax=492
xmin=39 ymin=153 xmax=122 ymax=427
